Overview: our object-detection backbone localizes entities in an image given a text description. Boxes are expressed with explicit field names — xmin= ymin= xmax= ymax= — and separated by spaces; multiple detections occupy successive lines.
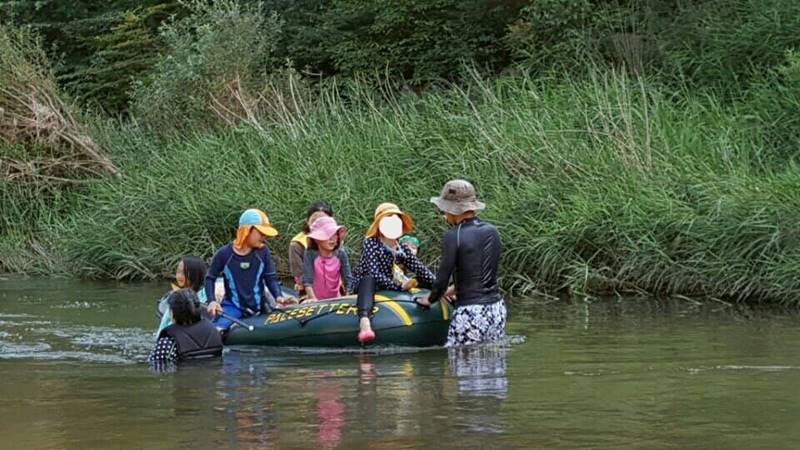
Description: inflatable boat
xmin=157 ymin=289 xmax=452 ymax=348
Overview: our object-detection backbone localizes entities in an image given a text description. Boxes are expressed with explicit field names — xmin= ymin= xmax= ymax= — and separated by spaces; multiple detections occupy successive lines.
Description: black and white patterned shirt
xmin=148 ymin=336 xmax=178 ymax=363
xmin=351 ymin=237 xmax=435 ymax=291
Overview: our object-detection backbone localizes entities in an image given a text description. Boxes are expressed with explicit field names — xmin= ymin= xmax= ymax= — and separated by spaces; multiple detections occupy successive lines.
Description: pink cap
xmin=308 ymin=216 xmax=346 ymax=241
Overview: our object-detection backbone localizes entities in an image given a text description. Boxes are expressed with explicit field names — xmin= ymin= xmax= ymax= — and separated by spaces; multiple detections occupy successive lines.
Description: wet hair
xmin=180 ymin=256 xmax=207 ymax=292
xmin=168 ymin=289 xmax=202 ymax=326
xmin=302 ymin=200 xmax=334 ymax=234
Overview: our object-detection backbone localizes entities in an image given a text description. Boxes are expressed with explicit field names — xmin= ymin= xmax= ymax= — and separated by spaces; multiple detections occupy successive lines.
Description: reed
xmin=28 ymin=69 xmax=800 ymax=304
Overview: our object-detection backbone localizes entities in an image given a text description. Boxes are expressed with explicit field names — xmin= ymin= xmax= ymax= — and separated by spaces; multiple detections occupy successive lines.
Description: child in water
xmin=150 ymin=289 xmax=223 ymax=365
xmin=155 ymin=256 xmax=208 ymax=336
xmin=302 ymin=216 xmax=352 ymax=301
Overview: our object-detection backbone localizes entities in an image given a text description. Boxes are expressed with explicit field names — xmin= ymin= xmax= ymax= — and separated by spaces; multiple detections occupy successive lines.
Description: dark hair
xmin=168 ymin=289 xmax=202 ymax=326
xmin=181 ymin=256 xmax=207 ymax=292
xmin=302 ymin=200 xmax=334 ymax=233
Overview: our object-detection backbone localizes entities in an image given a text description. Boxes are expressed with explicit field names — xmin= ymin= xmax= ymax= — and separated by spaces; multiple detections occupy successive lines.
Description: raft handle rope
xmin=220 ymin=311 xmax=254 ymax=331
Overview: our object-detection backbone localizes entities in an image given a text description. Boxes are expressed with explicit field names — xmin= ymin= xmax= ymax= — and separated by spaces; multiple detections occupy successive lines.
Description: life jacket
xmin=159 ymin=319 xmax=223 ymax=360
xmin=291 ymin=231 xmax=309 ymax=249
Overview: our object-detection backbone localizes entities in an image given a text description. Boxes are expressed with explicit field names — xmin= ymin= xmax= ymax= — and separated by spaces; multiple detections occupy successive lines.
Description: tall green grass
xmin=29 ymin=69 xmax=800 ymax=304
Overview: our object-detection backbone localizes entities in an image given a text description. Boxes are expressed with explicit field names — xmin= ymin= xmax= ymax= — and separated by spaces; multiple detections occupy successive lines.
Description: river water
xmin=1 ymin=276 xmax=799 ymax=449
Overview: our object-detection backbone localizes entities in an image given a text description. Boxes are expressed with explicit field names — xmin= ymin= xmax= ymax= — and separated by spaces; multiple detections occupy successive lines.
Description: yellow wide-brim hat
xmin=365 ymin=202 xmax=413 ymax=238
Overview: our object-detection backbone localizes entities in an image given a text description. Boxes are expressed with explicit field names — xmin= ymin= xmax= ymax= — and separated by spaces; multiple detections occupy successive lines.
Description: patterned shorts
xmin=445 ymin=299 xmax=507 ymax=348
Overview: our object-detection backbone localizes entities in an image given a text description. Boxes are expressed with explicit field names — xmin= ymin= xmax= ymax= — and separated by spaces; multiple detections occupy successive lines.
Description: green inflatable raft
xmin=156 ymin=289 xmax=452 ymax=347
xmin=224 ymin=289 xmax=452 ymax=347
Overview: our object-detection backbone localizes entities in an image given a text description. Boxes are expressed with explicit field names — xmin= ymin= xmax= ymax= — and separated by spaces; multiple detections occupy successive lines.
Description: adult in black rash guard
xmin=417 ymin=179 xmax=507 ymax=347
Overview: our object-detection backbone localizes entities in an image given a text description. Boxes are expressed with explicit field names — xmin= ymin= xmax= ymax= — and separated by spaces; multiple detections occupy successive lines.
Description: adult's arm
xmin=428 ymin=231 xmax=457 ymax=303
xmin=400 ymin=244 xmax=436 ymax=288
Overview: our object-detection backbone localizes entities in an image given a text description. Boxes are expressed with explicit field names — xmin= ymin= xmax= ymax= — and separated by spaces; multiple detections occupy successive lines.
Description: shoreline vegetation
xmin=3 ymin=1 xmax=800 ymax=305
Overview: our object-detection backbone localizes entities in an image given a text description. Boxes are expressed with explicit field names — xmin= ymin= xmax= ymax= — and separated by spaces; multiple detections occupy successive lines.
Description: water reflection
xmin=315 ymin=378 xmax=346 ymax=449
xmin=448 ymin=344 xmax=508 ymax=399
xmin=142 ymin=345 xmax=510 ymax=448
xmin=447 ymin=344 xmax=508 ymax=435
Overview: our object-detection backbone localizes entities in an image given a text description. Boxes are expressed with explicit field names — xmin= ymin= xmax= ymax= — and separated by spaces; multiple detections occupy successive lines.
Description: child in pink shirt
xmin=302 ymin=216 xmax=352 ymax=301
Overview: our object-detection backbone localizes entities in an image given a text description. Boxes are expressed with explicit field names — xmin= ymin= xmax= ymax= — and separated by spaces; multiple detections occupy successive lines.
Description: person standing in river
xmin=416 ymin=180 xmax=506 ymax=347
xmin=150 ymin=289 xmax=223 ymax=365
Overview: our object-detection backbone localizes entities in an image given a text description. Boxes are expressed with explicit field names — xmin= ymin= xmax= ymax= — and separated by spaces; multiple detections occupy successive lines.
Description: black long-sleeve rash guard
xmin=428 ymin=218 xmax=503 ymax=306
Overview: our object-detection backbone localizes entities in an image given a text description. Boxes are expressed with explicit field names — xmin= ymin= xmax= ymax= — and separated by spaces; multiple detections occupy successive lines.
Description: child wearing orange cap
xmin=205 ymin=208 xmax=290 ymax=330
xmin=350 ymin=203 xmax=435 ymax=343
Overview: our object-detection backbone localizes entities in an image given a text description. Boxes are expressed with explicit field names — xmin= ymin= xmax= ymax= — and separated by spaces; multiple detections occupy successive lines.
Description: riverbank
xmin=4 ymin=67 xmax=800 ymax=304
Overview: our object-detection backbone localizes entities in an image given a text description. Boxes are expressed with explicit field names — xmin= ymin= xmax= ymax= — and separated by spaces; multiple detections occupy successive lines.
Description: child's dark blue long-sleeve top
xmin=204 ymin=243 xmax=282 ymax=313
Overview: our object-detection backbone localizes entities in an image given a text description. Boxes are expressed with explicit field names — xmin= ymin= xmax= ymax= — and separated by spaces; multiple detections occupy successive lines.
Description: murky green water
xmin=1 ymin=276 xmax=800 ymax=449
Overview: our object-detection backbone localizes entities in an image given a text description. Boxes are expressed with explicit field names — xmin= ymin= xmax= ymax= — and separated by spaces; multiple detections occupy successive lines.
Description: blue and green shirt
xmin=204 ymin=243 xmax=282 ymax=313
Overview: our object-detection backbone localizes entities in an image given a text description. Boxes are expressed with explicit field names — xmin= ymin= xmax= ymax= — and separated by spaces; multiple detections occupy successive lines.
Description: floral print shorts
xmin=445 ymin=299 xmax=507 ymax=347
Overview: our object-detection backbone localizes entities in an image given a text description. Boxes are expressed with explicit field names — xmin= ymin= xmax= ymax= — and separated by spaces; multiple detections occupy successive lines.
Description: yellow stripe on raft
xmin=441 ymin=301 xmax=449 ymax=320
xmin=375 ymin=296 xmax=413 ymax=326
xmin=319 ymin=294 xmax=416 ymax=326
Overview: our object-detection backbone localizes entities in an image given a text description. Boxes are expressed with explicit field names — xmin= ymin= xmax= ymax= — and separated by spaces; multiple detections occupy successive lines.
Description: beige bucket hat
xmin=430 ymin=179 xmax=486 ymax=215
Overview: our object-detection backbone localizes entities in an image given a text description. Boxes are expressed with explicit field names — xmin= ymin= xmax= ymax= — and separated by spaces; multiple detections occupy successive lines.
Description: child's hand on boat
xmin=415 ymin=296 xmax=432 ymax=307
xmin=277 ymin=296 xmax=298 ymax=306
xmin=207 ymin=301 xmax=222 ymax=316
xmin=401 ymin=279 xmax=416 ymax=291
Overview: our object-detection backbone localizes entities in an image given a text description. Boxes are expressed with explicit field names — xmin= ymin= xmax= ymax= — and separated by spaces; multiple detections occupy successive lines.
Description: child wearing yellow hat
xmin=205 ymin=208 xmax=290 ymax=330
xmin=350 ymin=203 xmax=435 ymax=343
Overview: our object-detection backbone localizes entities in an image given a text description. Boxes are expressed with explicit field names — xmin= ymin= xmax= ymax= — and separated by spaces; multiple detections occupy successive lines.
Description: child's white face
xmin=175 ymin=260 xmax=186 ymax=287
xmin=317 ymin=234 xmax=339 ymax=252
xmin=406 ymin=244 xmax=418 ymax=256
